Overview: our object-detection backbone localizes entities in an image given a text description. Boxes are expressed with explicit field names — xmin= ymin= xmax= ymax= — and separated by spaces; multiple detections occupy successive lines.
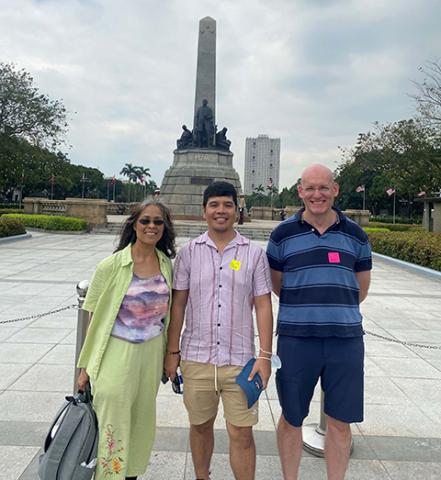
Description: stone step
xmin=93 ymin=223 xmax=273 ymax=241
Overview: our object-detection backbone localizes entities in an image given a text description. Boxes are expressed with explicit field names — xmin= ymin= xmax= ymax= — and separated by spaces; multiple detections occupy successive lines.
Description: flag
xmin=417 ymin=191 xmax=426 ymax=197
xmin=267 ymin=177 xmax=273 ymax=188
xmin=111 ymin=175 xmax=116 ymax=185
xmin=386 ymin=188 xmax=396 ymax=196
xmin=355 ymin=185 xmax=365 ymax=193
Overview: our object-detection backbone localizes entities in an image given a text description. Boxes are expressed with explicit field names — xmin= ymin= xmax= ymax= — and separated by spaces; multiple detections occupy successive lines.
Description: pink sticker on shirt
xmin=328 ymin=252 xmax=341 ymax=263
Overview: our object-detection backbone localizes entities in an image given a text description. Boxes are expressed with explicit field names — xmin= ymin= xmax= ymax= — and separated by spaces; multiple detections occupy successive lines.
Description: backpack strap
xmin=41 ymin=400 xmax=86 ymax=478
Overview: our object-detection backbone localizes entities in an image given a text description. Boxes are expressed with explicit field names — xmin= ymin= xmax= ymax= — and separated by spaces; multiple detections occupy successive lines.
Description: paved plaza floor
xmin=0 ymin=231 xmax=441 ymax=479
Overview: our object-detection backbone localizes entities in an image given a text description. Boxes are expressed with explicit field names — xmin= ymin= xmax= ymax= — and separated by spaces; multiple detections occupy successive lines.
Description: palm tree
xmin=254 ymin=184 xmax=265 ymax=206
xmin=136 ymin=167 xmax=151 ymax=201
xmin=120 ymin=163 xmax=138 ymax=202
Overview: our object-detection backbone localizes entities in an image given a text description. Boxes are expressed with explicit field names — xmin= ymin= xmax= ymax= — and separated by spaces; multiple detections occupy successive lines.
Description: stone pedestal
xmin=23 ymin=198 xmax=107 ymax=226
xmin=422 ymin=198 xmax=441 ymax=232
xmin=250 ymin=206 xmax=275 ymax=220
xmin=285 ymin=205 xmax=302 ymax=218
xmin=160 ymin=148 xmax=242 ymax=219
xmin=343 ymin=209 xmax=370 ymax=227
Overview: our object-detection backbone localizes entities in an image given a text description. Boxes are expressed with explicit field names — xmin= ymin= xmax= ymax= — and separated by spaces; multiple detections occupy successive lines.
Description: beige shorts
xmin=180 ymin=360 xmax=259 ymax=427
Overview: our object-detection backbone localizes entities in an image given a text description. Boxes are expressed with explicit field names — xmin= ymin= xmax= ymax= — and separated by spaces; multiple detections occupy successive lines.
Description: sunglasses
xmin=138 ymin=217 xmax=165 ymax=226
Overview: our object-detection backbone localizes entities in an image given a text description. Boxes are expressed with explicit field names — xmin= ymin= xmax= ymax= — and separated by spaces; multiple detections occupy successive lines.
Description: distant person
xmin=267 ymin=164 xmax=372 ymax=480
xmin=238 ymin=206 xmax=245 ymax=224
xmin=77 ymin=200 xmax=176 ymax=480
xmin=165 ymin=181 xmax=273 ymax=480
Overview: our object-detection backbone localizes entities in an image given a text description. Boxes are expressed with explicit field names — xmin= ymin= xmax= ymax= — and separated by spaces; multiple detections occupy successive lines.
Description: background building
xmin=243 ymin=135 xmax=280 ymax=195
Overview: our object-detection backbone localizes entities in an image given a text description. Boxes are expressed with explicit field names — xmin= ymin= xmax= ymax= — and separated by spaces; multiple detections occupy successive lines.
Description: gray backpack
xmin=38 ymin=387 xmax=98 ymax=480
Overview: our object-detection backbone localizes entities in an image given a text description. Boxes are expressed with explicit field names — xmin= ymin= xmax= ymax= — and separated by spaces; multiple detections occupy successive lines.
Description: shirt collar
xmin=294 ymin=206 xmax=345 ymax=225
xmin=196 ymin=230 xmax=250 ymax=247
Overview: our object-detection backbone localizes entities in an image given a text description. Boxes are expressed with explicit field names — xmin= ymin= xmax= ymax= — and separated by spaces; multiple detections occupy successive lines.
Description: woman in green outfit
xmin=77 ymin=199 xmax=176 ymax=480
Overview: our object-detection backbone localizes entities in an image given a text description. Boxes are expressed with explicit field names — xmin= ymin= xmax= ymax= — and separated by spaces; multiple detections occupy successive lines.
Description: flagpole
xmin=363 ymin=189 xmax=366 ymax=210
xmin=393 ymin=193 xmax=396 ymax=224
xmin=19 ymin=169 xmax=24 ymax=210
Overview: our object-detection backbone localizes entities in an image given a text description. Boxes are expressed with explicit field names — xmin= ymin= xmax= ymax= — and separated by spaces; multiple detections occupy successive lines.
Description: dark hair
xmin=114 ymin=200 xmax=176 ymax=258
xmin=203 ymin=181 xmax=238 ymax=207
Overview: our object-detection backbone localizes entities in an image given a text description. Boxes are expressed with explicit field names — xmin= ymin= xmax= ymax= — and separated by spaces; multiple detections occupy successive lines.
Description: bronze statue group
xmin=177 ymin=99 xmax=231 ymax=151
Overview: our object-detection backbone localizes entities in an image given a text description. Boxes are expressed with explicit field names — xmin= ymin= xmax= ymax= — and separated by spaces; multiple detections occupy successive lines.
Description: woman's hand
xmin=164 ymin=353 xmax=180 ymax=381
xmin=77 ymin=368 xmax=90 ymax=392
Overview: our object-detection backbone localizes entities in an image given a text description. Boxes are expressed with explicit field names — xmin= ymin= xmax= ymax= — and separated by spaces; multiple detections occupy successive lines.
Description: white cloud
xmin=1 ymin=0 xmax=440 ymax=188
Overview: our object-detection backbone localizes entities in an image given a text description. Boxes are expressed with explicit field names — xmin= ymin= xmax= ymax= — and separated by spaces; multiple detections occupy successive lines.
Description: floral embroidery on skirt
xmin=99 ymin=424 xmax=125 ymax=475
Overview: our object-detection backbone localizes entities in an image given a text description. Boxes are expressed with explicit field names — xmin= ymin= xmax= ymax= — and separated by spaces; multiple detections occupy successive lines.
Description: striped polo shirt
xmin=173 ymin=231 xmax=272 ymax=367
xmin=266 ymin=208 xmax=372 ymax=337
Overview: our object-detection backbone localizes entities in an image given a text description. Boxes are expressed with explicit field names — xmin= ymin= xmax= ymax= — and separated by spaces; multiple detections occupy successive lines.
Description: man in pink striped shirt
xmin=165 ymin=181 xmax=273 ymax=480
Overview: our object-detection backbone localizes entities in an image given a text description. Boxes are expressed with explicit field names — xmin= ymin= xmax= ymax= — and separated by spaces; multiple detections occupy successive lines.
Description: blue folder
xmin=235 ymin=358 xmax=263 ymax=408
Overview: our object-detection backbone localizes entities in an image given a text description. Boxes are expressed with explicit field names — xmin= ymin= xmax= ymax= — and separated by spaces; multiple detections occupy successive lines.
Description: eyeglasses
xmin=302 ymin=186 xmax=332 ymax=194
xmin=138 ymin=217 xmax=165 ymax=226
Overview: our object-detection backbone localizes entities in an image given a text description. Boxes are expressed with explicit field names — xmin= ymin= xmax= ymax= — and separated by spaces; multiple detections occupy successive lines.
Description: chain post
xmin=74 ymin=280 xmax=89 ymax=394
xmin=302 ymin=390 xmax=354 ymax=457
xmin=302 ymin=390 xmax=326 ymax=457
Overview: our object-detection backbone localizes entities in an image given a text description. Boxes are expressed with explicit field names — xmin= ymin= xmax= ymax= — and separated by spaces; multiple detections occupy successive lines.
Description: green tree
xmin=335 ymin=120 xmax=441 ymax=216
xmin=135 ymin=166 xmax=151 ymax=201
xmin=0 ymin=63 xmax=68 ymax=150
xmin=278 ymin=184 xmax=301 ymax=207
xmin=120 ymin=163 xmax=139 ymax=202
xmin=412 ymin=60 xmax=441 ymax=129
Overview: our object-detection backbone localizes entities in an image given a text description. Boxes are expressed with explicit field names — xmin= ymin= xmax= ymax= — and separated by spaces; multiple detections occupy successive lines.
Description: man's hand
xmin=77 ymin=368 xmax=89 ymax=392
xmin=164 ymin=353 xmax=180 ymax=381
xmin=248 ymin=357 xmax=271 ymax=389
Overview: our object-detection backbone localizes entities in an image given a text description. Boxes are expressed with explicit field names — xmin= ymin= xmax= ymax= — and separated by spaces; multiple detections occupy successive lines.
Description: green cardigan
xmin=77 ymin=244 xmax=173 ymax=379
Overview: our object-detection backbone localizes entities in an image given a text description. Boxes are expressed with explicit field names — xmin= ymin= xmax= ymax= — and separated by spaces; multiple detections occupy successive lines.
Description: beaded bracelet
xmin=259 ymin=348 xmax=272 ymax=357
xmin=166 ymin=350 xmax=181 ymax=355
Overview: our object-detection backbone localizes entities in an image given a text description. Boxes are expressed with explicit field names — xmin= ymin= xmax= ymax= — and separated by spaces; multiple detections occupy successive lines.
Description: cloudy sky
xmin=2 ymin=0 xmax=440 ymax=189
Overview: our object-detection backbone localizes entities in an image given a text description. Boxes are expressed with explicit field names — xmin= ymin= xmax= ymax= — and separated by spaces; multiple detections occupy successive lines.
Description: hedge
xmin=2 ymin=214 xmax=87 ymax=231
xmin=0 ymin=216 xmax=26 ymax=238
xmin=370 ymin=215 xmax=421 ymax=225
xmin=0 ymin=209 xmax=23 ymax=216
xmin=364 ymin=227 xmax=390 ymax=233
xmin=368 ymin=230 xmax=441 ymax=271
xmin=368 ymin=222 xmax=423 ymax=232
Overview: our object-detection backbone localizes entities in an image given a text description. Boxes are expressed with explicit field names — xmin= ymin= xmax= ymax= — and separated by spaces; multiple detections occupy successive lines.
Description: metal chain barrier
xmin=364 ymin=329 xmax=441 ymax=350
xmin=0 ymin=304 xmax=78 ymax=325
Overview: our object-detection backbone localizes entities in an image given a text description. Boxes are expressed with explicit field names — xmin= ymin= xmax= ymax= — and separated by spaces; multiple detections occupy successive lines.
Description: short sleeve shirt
xmin=173 ymin=231 xmax=272 ymax=366
xmin=266 ymin=208 xmax=372 ymax=337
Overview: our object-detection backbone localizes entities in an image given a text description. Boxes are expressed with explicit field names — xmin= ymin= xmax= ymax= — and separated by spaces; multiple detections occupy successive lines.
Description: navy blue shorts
xmin=276 ymin=335 xmax=364 ymax=427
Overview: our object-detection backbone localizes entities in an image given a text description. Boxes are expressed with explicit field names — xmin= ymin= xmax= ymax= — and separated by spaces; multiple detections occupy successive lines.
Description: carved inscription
xmin=190 ymin=177 xmax=214 ymax=185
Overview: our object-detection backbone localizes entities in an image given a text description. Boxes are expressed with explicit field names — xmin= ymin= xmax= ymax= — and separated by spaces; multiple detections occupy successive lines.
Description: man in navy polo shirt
xmin=267 ymin=164 xmax=372 ymax=480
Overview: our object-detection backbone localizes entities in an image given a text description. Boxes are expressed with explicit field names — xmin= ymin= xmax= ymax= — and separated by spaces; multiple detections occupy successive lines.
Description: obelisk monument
xmin=193 ymin=16 xmax=216 ymax=130
xmin=160 ymin=17 xmax=242 ymax=219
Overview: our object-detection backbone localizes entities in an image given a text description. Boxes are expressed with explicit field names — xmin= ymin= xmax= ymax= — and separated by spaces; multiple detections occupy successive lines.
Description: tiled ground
xmin=0 ymin=231 xmax=440 ymax=479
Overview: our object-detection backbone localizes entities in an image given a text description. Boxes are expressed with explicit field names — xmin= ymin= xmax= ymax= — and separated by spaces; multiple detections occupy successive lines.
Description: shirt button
xmin=217 ymin=341 xmax=220 ymax=345
xmin=217 ymin=323 xmax=220 ymax=327
xmin=218 ymin=304 xmax=221 ymax=308
xmin=219 ymin=285 xmax=222 ymax=288
xmin=220 ymin=266 xmax=223 ymax=270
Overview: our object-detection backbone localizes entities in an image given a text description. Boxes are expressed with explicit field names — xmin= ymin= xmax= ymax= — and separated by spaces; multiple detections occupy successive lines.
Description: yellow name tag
xmin=229 ymin=259 xmax=241 ymax=271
